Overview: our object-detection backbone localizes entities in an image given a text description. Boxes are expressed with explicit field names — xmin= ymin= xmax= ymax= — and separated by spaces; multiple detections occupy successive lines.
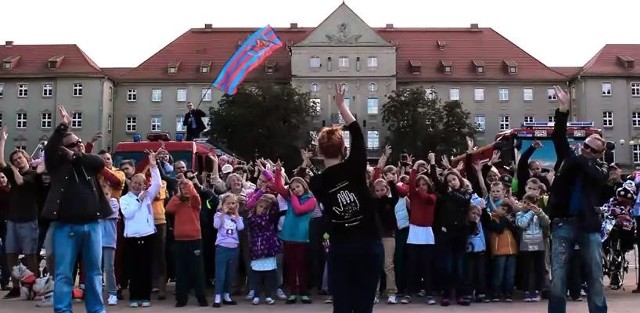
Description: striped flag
xmin=213 ymin=25 xmax=283 ymax=95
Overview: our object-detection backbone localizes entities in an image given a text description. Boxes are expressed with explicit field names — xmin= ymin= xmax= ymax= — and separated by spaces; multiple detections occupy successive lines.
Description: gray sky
xmin=2 ymin=0 xmax=636 ymax=68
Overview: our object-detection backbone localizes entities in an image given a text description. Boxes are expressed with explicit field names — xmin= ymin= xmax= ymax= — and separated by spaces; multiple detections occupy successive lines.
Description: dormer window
xmin=265 ymin=60 xmax=277 ymax=75
xmin=617 ymin=55 xmax=635 ymax=69
xmin=440 ymin=60 xmax=453 ymax=74
xmin=504 ymin=59 xmax=518 ymax=74
xmin=437 ymin=40 xmax=447 ymax=50
xmin=200 ymin=61 xmax=212 ymax=74
xmin=1 ymin=61 xmax=10 ymax=70
xmin=409 ymin=60 xmax=421 ymax=75
xmin=47 ymin=55 xmax=65 ymax=69
xmin=472 ymin=60 xmax=485 ymax=74
xmin=2 ymin=56 xmax=20 ymax=70
xmin=167 ymin=61 xmax=181 ymax=74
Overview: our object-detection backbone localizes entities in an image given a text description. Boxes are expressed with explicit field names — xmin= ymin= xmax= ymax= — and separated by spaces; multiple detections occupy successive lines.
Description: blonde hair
xmin=218 ymin=193 xmax=238 ymax=211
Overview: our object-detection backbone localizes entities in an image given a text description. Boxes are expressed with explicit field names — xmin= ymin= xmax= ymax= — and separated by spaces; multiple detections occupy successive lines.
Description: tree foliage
xmin=208 ymin=82 xmax=315 ymax=168
xmin=381 ymin=87 xmax=475 ymax=159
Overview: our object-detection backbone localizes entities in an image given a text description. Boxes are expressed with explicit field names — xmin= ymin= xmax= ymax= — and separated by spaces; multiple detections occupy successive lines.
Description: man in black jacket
xmin=547 ymin=87 xmax=608 ymax=313
xmin=42 ymin=106 xmax=112 ymax=313
xmin=183 ymin=102 xmax=207 ymax=141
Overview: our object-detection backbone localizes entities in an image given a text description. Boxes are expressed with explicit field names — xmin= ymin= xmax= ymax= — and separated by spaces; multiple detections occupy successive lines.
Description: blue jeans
xmin=548 ymin=219 xmax=607 ymax=313
xmin=214 ymin=246 xmax=239 ymax=296
xmin=102 ymin=247 xmax=116 ymax=296
xmin=491 ymin=255 xmax=516 ymax=296
xmin=53 ymin=222 xmax=104 ymax=313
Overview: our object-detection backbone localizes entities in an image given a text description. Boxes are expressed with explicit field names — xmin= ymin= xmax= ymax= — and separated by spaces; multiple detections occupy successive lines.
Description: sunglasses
xmin=64 ymin=139 xmax=83 ymax=149
xmin=582 ymin=142 xmax=603 ymax=154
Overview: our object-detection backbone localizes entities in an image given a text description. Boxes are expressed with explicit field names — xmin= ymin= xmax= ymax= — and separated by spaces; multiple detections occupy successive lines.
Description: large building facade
xmin=1 ymin=3 xmax=639 ymax=167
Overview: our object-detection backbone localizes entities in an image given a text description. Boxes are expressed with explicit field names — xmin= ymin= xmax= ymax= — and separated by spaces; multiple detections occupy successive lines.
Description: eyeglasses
xmin=64 ymin=139 xmax=83 ymax=149
xmin=582 ymin=142 xmax=604 ymax=154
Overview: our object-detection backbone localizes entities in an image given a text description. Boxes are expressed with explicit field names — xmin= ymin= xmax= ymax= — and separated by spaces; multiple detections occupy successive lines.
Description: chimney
xmin=5 ymin=40 xmax=14 ymax=47
xmin=290 ymin=23 xmax=298 ymax=29
xmin=470 ymin=23 xmax=480 ymax=31
xmin=204 ymin=24 xmax=213 ymax=29
xmin=385 ymin=23 xmax=394 ymax=29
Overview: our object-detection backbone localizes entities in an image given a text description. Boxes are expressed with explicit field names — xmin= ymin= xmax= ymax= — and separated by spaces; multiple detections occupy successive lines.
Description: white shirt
xmin=119 ymin=166 xmax=162 ymax=238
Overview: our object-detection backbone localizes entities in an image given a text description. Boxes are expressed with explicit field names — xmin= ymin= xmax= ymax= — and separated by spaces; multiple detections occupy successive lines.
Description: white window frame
xmin=633 ymin=144 xmax=640 ymax=164
xmin=127 ymin=89 xmax=137 ymax=102
xmin=632 ymin=82 xmax=640 ymax=97
xmin=42 ymin=83 xmax=53 ymax=97
xmin=177 ymin=88 xmax=187 ymax=102
xmin=368 ymin=82 xmax=377 ymax=92
xmin=343 ymin=97 xmax=350 ymax=108
xmin=498 ymin=88 xmax=509 ymax=101
xmin=0 ymin=113 xmax=3 ymax=127
xmin=151 ymin=89 xmax=162 ymax=102
xmin=17 ymin=83 xmax=28 ymax=98
xmin=499 ymin=115 xmax=510 ymax=131
xmin=150 ymin=116 xmax=162 ymax=132
xmin=40 ymin=112 xmax=52 ymax=129
xmin=16 ymin=112 xmax=27 ymax=129
xmin=201 ymin=88 xmax=212 ymax=102
xmin=309 ymin=98 xmax=321 ymax=116
xmin=338 ymin=57 xmax=349 ymax=68
xmin=71 ymin=112 xmax=82 ymax=129
xmin=449 ymin=88 xmax=460 ymax=101
xmin=176 ymin=116 xmax=186 ymax=132
xmin=310 ymin=83 xmax=320 ymax=93
xmin=602 ymin=82 xmax=612 ymax=96
xmin=524 ymin=115 xmax=535 ymax=123
xmin=474 ymin=88 xmax=485 ymax=102
xmin=367 ymin=57 xmax=378 ymax=68
xmin=72 ymin=83 xmax=83 ymax=97
xmin=125 ymin=116 xmax=137 ymax=132
xmin=309 ymin=56 xmax=321 ymax=68
xmin=602 ymin=111 xmax=613 ymax=127
xmin=367 ymin=130 xmax=379 ymax=149
xmin=547 ymin=88 xmax=557 ymax=101
xmin=367 ymin=98 xmax=379 ymax=114
xmin=475 ymin=115 xmax=486 ymax=132
xmin=523 ymin=88 xmax=533 ymax=101
xmin=343 ymin=130 xmax=351 ymax=148
xmin=0 ymin=83 xmax=4 ymax=97
xmin=632 ymin=112 xmax=640 ymax=128
xmin=340 ymin=83 xmax=348 ymax=92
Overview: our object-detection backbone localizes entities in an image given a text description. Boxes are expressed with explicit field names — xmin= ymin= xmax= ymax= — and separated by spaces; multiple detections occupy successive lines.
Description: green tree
xmin=381 ymin=87 xmax=475 ymax=159
xmin=208 ymin=82 xmax=315 ymax=169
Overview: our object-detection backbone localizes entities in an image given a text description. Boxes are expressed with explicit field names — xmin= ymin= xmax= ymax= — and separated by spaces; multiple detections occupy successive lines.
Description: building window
xmin=367 ymin=98 xmax=379 ymax=114
xmin=343 ymin=131 xmax=351 ymax=148
xmin=108 ymin=87 xmax=113 ymax=102
xmin=17 ymin=83 xmax=28 ymax=98
xmin=309 ymin=56 xmax=321 ymax=68
xmin=176 ymin=116 xmax=186 ymax=132
xmin=367 ymin=57 xmax=378 ymax=68
xmin=16 ymin=112 xmax=27 ymax=129
xmin=126 ymin=116 xmax=137 ymax=132
xmin=547 ymin=88 xmax=557 ymax=101
xmin=633 ymin=112 xmax=640 ymax=128
xmin=602 ymin=111 xmax=613 ymax=127
xmin=41 ymin=112 xmax=52 ymax=129
xmin=151 ymin=89 xmax=162 ymax=102
xmin=310 ymin=83 xmax=319 ymax=93
xmin=367 ymin=130 xmax=379 ymax=149
xmin=523 ymin=88 xmax=533 ymax=101
xmin=177 ymin=88 xmax=187 ymax=102
xmin=368 ymin=82 xmax=377 ymax=92
xmin=524 ymin=115 xmax=534 ymax=123
xmin=0 ymin=113 xmax=3 ymax=127
xmin=632 ymin=82 xmax=640 ymax=97
xmin=449 ymin=88 xmax=460 ymax=101
xmin=475 ymin=115 xmax=486 ymax=132
xmin=71 ymin=112 xmax=82 ymax=129
xmin=73 ymin=83 xmax=83 ymax=97
xmin=343 ymin=98 xmax=350 ymax=109
xmin=42 ymin=83 xmax=53 ymax=97
xmin=499 ymin=88 xmax=509 ymax=101
xmin=499 ymin=115 xmax=510 ymax=131
xmin=602 ymin=82 xmax=612 ymax=96
xmin=548 ymin=115 xmax=555 ymax=123
xmin=426 ymin=89 xmax=436 ymax=100
xmin=201 ymin=88 xmax=212 ymax=101
xmin=309 ymin=98 xmax=321 ymax=115
xmin=0 ymin=83 xmax=4 ymax=97
xmin=339 ymin=57 xmax=349 ymax=68
xmin=127 ymin=89 xmax=137 ymax=102
xmin=151 ymin=116 xmax=162 ymax=132
xmin=633 ymin=144 xmax=640 ymax=164
xmin=340 ymin=83 xmax=348 ymax=92
xmin=474 ymin=88 xmax=485 ymax=102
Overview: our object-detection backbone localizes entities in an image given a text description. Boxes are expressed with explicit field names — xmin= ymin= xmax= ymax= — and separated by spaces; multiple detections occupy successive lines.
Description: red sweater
xmin=166 ymin=184 xmax=202 ymax=240
xmin=408 ymin=168 xmax=436 ymax=227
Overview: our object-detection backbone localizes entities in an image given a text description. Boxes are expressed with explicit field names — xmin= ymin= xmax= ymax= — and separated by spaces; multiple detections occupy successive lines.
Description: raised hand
xmin=489 ymin=151 xmax=501 ymax=165
xmin=146 ymin=150 xmax=158 ymax=167
xmin=90 ymin=131 xmax=103 ymax=143
xmin=335 ymin=83 xmax=346 ymax=100
xmin=553 ymin=86 xmax=570 ymax=112
xmin=57 ymin=105 xmax=71 ymax=125
xmin=0 ymin=126 xmax=7 ymax=142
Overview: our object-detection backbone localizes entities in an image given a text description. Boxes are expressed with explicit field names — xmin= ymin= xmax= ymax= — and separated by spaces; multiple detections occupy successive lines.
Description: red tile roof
xmin=117 ymin=26 xmax=567 ymax=83
xmin=0 ymin=43 xmax=105 ymax=78
xmin=101 ymin=67 xmax=133 ymax=81
xmin=551 ymin=67 xmax=582 ymax=78
xmin=580 ymin=44 xmax=640 ymax=77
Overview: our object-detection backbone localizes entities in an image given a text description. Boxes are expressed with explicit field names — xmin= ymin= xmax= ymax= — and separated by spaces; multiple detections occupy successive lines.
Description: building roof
xmin=580 ymin=44 xmax=640 ymax=77
xmin=0 ymin=42 xmax=105 ymax=78
xmin=101 ymin=67 xmax=133 ymax=81
xmin=551 ymin=66 xmax=582 ymax=78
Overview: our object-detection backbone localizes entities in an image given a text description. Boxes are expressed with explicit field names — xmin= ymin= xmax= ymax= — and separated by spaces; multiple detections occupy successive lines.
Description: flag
xmin=213 ymin=25 xmax=283 ymax=95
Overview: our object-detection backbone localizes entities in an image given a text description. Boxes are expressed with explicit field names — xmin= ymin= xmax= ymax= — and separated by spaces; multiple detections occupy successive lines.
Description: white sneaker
xmin=129 ymin=301 xmax=139 ymax=307
xmin=276 ymin=288 xmax=287 ymax=300
xmin=107 ymin=295 xmax=118 ymax=306
xmin=36 ymin=297 xmax=53 ymax=307
xmin=246 ymin=290 xmax=255 ymax=300
xmin=265 ymin=297 xmax=275 ymax=305
xmin=252 ymin=297 xmax=260 ymax=305
xmin=387 ymin=294 xmax=398 ymax=304
xmin=141 ymin=300 xmax=150 ymax=307
xmin=373 ymin=296 xmax=379 ymax=304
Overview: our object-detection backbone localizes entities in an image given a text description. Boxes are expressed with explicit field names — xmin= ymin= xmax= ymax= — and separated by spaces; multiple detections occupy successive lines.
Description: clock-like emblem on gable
xmin=326 ymin=23 xmax=362 ymax=44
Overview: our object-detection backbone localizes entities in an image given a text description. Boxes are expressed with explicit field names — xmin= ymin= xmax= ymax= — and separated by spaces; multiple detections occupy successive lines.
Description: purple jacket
xmin=247 ymin=207 xmax=282 ymax=260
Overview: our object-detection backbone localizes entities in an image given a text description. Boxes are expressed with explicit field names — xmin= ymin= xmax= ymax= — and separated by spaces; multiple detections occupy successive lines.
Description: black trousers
xmin=125 ymin=235 xmax=154 ymax=301
xmin=174 ymin=240 xmax=206 ymax=303
xmin=520 ymin=251 xmax=546 ymax=292
xmin=464 ymin=251 xmax=487 ymax=296
xmin=407 ymin=244 xmax=435 ymax=295
xmin=308 ymin=217 xmax=325 ymax=290
xmin=250 ymin=269 xmax=277 ymax=299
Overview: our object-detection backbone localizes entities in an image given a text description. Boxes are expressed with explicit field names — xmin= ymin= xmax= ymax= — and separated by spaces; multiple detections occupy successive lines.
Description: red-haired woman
xmin=309 ymin=84 xmax=383 ymax=313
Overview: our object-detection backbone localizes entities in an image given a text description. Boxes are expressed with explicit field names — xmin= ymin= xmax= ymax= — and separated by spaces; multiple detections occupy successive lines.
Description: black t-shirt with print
xmin=309 ymin=121 xmax=380 ymax=242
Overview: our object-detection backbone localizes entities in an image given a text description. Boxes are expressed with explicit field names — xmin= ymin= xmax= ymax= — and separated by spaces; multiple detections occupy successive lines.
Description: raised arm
xmin=272 ymin=167 xmax=289 ymax=198
xmin=144 ymin=153 xmax=162 ymax=201
xmin=552 ymin=86 xmax=572 ymax=164
xmin=291 ymin=194 xmax=317 ymax=215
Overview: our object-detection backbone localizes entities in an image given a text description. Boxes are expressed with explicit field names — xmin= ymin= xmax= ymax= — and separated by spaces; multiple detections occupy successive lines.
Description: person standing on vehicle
xmin=546 ymin=86 xmax=608 ymax=313
xmin=183 ymin=102 xmax=207 ymax=141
